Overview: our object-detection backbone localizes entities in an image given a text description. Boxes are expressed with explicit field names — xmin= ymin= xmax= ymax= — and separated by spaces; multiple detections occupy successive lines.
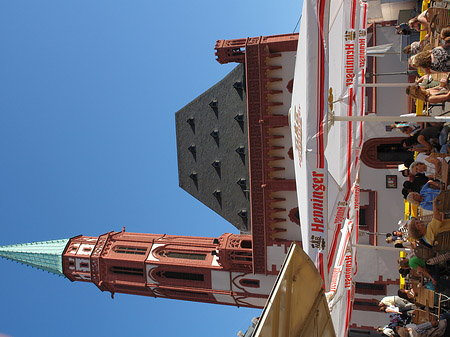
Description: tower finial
xmin=0 ymin=239 xmax=70 ymax=276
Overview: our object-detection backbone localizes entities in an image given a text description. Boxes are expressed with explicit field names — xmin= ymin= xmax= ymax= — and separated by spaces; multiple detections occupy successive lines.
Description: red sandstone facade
xmin=217 ymin=33 xmax=301 ymax=275
xmin=62 ymin=231 xmax=275 ymax=308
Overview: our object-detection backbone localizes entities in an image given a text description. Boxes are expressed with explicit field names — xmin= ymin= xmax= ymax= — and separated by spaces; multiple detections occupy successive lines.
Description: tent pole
xmin=367 ymin=52 xmax=400 ymax=56
xmin=371 ymin=71 xmax=409 ymax=76
xmin=358 ymin=83 xmax=410 ymax=88
xmin=353 ymin=243 xmax=411 ymax=252
xmin=332 ymin=115 xmax=450 ymax=123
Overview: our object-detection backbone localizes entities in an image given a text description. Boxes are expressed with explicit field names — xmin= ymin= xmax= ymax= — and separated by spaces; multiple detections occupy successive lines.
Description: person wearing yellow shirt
xmin=408 ymin=199 xmax=450 ymax=246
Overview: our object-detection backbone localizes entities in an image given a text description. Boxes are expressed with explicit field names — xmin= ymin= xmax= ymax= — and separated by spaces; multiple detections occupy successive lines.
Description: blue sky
xmin=0 ymin=1 xmax=302 ymax=336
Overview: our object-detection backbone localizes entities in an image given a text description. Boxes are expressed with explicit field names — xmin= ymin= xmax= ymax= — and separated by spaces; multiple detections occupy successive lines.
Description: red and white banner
xmin=326 ymin=0 xmax=362 ymax=280
xmin=290 ymin=0 xmax=331 ymax=285
xmin=327 ymin=183 xmax=359 ymax=337
xmin=291 ymin=0 xmax=366 ymax=334
xmin=324 ymin=0 xmax=366 ymax=331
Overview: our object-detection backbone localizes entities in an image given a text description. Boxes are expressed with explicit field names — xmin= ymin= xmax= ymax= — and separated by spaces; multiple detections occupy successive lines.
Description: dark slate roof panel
xmin=175 ymin=64 xmax=250 ymax=233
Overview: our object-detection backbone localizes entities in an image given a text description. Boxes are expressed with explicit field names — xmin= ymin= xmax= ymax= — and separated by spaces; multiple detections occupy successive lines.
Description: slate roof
xmin=175 ymin=64 xmax=250 ymax=233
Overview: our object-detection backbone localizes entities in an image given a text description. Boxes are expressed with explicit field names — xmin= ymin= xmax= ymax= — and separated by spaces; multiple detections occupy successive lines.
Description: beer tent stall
xmin=250 ymin=0 xmax=450 ymax=335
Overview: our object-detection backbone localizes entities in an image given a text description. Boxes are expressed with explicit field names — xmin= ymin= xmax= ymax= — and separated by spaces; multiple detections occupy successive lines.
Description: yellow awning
xmin=252 ymin=243 xmax=336 ymax=337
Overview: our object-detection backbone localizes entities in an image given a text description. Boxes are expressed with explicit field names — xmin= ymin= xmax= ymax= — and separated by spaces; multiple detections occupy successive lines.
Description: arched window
xmin=360 ymin=137 xmax=414 ymax=169
xmin=113 ymin=246 xmax=147 ymax=255
xmin=231 ymin=251 xmax=252 ymax=262
xmin=239 ymin=278 xmax=260 ymax=288
xmin=240 ymin=240 xmax=252 ymax=249
xmin=288 ymin=207 xmax=300 ymax=225
xmin=157 ymin=250 xmax=207 ymax=260
xmin=155 ymin=270 xmax=204 ymax=282
xmin=111 ymin=266 xmax=144 ymax=276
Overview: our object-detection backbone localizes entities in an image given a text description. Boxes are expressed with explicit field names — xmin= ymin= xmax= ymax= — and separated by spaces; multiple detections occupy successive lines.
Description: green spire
xmin=0 ymin=239 xmax=70 ymax=276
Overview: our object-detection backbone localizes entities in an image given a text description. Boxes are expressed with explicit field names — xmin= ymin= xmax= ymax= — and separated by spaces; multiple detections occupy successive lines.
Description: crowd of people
xmin=381 ymin=118 xmax=450 ymax=336
xmin=401 ymin=8 xmax=450 ymax=104
xmin=397 ymin=122 xmax=449 ymax=219
xmin=377 ymin=4 xmax=450 ymax=336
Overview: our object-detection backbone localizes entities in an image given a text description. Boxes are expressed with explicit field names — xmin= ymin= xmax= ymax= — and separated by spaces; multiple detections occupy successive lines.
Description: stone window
xmin=155 ymin=270 xmax=204 ymax=282
xmin=239 ymin=279 xmax=260 ymax=288
xmin=114 ymin=246 xmax=147 ymax=255
xmin=158 ymin=251 xmax=206 ymax=260
xmin=111 ymin=266 xmax=144 ymax=276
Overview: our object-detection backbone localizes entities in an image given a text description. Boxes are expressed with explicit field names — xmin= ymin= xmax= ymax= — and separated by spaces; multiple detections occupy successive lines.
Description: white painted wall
xmin=351 ymin=24 xmax=410 ymax=329
xmin=356 ymin=248 xmax=400 ymax=283
xmin=147 ymin=243 xmax=164 ymax=261
xmin=352 ymin=307 xmax=387 ymax=331
xmin=267 ymin=244 xmax=289 ymax=273
xmin=352 ymin=284 xmax=404 ymax=329
xmin=380 ymin=0 xmax=416 ymax=22
xmin=211 ymin=270 xmax=231 ymax=291
xmin=146 ymin=264 xmax=159 ymax=284
xmin=267 ymin=126 xmax=296 ymax=179
xmin=211 ymin=270 xmax=276 ymax=295
xmin=77 ymin=243 xmax=95 ymax=256
xmin=266 ymin=190 xmax=302 ymax=241
xmin=266 ymin=51 xmax=296 ymax=116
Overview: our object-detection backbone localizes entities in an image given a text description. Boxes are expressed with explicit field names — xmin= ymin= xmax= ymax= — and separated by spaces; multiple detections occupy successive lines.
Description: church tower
xmin=0 ymin=230 xmax=276 ymax=308
xmin=1 ymin=32 xmax=299 ymax=310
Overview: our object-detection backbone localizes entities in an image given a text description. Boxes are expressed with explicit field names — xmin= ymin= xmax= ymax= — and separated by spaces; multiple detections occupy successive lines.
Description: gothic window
xmin=360 ymin=137 xmax=414 ymax=169
xmin=359 ymin=190 xmax=377 ymax=245
xmin=355 ymin=282 xmax=386 ymax=295
xmin=158 ymin=251 xmax=207 ymax=261
xmin=240 ymin=240 xmax=252 ymax=249
xmin=349 ymin=329 xmax=374 ymax=336
xmin=231 ymin=251 xmax=252 ymax=262
xmin=239 ymin=279 xmax=260 ymax=288
xmin=353 ymin=299 xmax=380 ymax=312
xmin=113 ymin=246 xmax=147 ymax=255
xmin=155 ymin=270 xmax=204 ymax=282
xmin=111 ymin=266 xmax=144 ymax=276
xmin=288 ymin=147 xmax=294 ymax=160
xmin=377 ymin=143 xmax=412 ymax=163
xmin=288 ymin=207 xmax=300 ymax=225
